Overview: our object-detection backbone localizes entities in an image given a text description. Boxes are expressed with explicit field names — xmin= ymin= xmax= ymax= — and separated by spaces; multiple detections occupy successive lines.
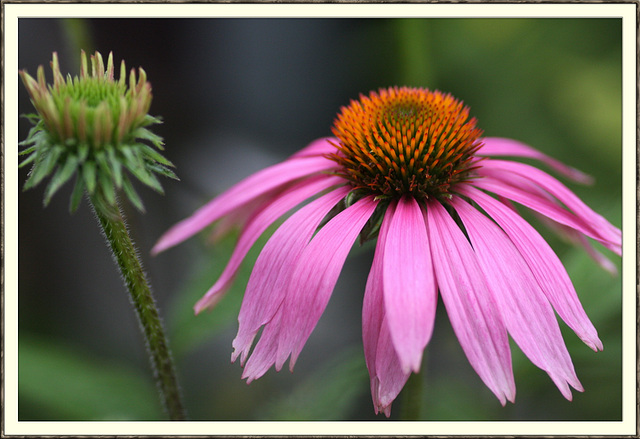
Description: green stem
xmin=90 ymin=193 xmax=186 ymax=421
xmin=60 ymin=19 xmax=96 ymax=66
xmin=400 ymin=364 xmax=424 ymax=420
xmin=395 ymin=18 xmax=434 ymax=87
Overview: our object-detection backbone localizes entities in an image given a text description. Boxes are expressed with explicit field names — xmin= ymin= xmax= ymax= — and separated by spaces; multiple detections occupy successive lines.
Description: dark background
xmin=17 ymin=17 xmax=622 ymax=421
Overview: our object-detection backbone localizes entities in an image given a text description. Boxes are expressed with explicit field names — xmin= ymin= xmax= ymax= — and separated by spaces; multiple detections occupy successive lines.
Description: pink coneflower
xmin=153 ymin=87 xmax=621 ymax=416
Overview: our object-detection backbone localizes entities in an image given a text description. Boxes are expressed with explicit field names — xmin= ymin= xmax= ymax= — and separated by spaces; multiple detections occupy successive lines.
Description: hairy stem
xmin=90 ymin=193 xmax=186 ymax=420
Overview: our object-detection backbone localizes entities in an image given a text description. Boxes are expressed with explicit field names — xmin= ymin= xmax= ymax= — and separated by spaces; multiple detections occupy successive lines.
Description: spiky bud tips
xmin=19 ymin=50 xmax=178 ymax=213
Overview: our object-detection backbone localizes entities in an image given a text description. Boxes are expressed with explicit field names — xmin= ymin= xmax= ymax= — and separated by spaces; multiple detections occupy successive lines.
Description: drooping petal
xmin=426 ymin=199 xmax=516 ymax=405
xmin=206 ymin=203 xmax=258 ymax=244
xmin=473 ymin=175 xmax=618 ymax=252
xmin=203 ymin=145 xmax=340 ymax=240
xmin=479 ymin=159 xmax=621 ymax=250
xmin=374 ymin=316 xmax=411 ymax=416
xmin=194 ymin=175 xmax=344 ymax=313
xmin=490 ymin=171 xmax=613 ymax=260
xmin=362 ymin=203 xmax=392 ymax=385
xmin=362 ymin=202 xmax=410 ymax=416
xmin=452 ymin=197 xmax=583 ymax=399
xmin=383 ymin=196 xmax=437 ymax=373
xmin=232 ymin=185 xmax=350 ymax=365
xmin=276 ymin=195 xmax=379 ymax=371
xmin=474 ymin=168 xmax=620 ymax=253
xmin=241 ymin=311 xmax=283 ymax=383
xmin=573 ymin=233 xmax=619 ymax=275
xmin=477 ymin=137 xmax=594 ymax=184
xmin=152 ymin=154 xmax=339 ymax=254
xmin=289 ymin=137 xmax=340 ymax=158
xmin=461 ymin=185 xmax=603 ymax=352
xmin=534 ymin=212 xmax=618 ymax=275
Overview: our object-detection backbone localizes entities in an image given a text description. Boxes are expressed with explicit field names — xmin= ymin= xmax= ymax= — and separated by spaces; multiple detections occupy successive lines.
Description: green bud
xmin=19 ymin=50 xmax=178 ymax=213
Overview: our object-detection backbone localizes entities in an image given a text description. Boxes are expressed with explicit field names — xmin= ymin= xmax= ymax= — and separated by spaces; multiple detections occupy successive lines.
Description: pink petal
xmin=289 ymin=137 xmax=340 ymax=158
xmin=231 ymin=185 xmax=350 ymax=365
xmin=193 ymin=175 xmax=344 ymax=313
xmin=276 ymin=195 xmax=379 ymax=371
xmin=452 ymin=197 xmax=583 ymax=399
xmin=206 ymin=138 xmax=339 ymax=242
xmin=152 ymin=154 xmax=339 ymax=254
xmin=240 ymin=311 xmax=282 ymax=383
xmin=383 ymin=196 xmax=437 ymax=373
xmin=477 ymin=137 xmax=594 ymax=184
xmin=480 ymin=159 xmax=621 ymax=250
xmin=461 ymin=185 xmax=603 ymax=352
xmin=426 ymin=200 xmax=516 ymax=405
xmin=362 ymin=204 xmax=410 ymax=416
xmin=362 ymin=203 xmax=392 ymax=382
xmin=573 ymin=233 xmax=618 ymax=275
xmin=534 ymin=212 xmax=618 ymax=275
xmin=473 ymin=174 xmax=619 ymax=253
xmin=206 ymin=204 xmax=256 ymax=244
xmin=374 ymin=316 xmax=411 ymax=416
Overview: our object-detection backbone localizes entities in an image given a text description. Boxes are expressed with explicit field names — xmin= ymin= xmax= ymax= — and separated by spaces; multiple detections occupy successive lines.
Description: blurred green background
xmin=17 ymin=17 xmax=622 ymax=421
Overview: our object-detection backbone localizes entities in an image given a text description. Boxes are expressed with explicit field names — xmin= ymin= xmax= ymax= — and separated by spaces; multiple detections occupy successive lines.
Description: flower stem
xmin=400 ymin=365 xmax=424 ymax=420
xmin=61 ymin=18 xmax=95 ymax=56
xmin=394 ymin=18 xmax=434 ymax=86
xmin=90 ymin=193 xmax=186 ymax=420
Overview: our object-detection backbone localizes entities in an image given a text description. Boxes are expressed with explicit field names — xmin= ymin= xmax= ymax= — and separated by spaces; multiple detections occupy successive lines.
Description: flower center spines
xmin=329 ymin=86 xmax=484 ymax=200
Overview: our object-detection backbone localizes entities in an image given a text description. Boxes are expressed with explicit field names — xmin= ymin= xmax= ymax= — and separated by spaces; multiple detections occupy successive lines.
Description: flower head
xmin=330 ymin=87 xmax=482 ymax=199
xmin=19 ymin=50 xmax=177 ymax=212
xmin=153 ymin=86 xmax=621 ymax=416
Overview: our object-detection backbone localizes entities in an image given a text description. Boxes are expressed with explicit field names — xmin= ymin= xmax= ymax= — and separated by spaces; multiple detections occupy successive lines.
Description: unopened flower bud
xmin=19 ymin=50 xmax=178 ymax=212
